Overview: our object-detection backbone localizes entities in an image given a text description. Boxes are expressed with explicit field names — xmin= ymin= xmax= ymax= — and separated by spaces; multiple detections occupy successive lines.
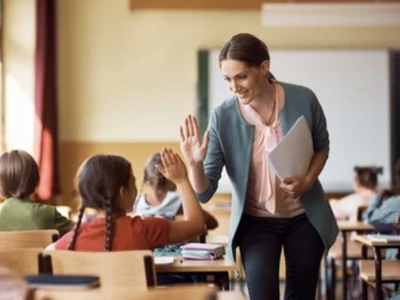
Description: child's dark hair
xmin=0 ymin=150 xmax=40 ymax=199
xmin=219 ymin=33 xmax=276 ymax=83
xmin=68 ymin=155 xmax=132 ymax=251
xmin=354 ymin=166 xmax=383 ymax=190
xmin=142 ymin=153 xmax=168 ymax=191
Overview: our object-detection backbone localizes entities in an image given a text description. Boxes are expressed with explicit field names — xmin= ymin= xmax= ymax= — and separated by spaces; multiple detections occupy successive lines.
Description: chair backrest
xmin=0 ymin=229 xmax=59 ymax=251
xmin=0 ymin=248 xmax=43 ymax=276
xmin=33 ymin=284 xmax=218 ymax=300
xmin=43 ymin=250 xmax=156 ymax=290
xmin=356 ymin=205 xmax=368 ymax=221
xmin=0 ymin=230 xmax=59 ymax=251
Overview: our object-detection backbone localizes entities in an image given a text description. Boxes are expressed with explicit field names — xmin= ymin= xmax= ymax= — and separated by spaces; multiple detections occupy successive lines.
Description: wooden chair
xmin=43 ymin=250 xmax=156 ymax=290
xmin=0 ymin=230 xmax=59 ymax=250
xmin=0 ymin=248 xmax=43 ymax=276
xmin=33 ymin=284 xmax=219 ymax=300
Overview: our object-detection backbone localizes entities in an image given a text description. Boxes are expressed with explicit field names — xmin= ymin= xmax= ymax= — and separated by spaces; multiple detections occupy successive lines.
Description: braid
xmin=68 ymin=206 xmax=85 ymax=250
xmin=104 ymin=197 xmax=113 ymax=251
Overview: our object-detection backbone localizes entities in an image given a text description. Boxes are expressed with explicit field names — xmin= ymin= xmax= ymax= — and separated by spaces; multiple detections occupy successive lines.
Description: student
xmin=330 ymin=166 xmax=382 ymax=221
xmin=363 ymin=159 xmax=400 ymax=225
xmin=46 ymin=148 xmax=204 ymax=251
xmin=0 ymin=150 xmax=74 ymax=236
xmin=133 ymin=152 xmax=218 ymax=230
xmin=179 ymin=33 xmax=338 ymax=300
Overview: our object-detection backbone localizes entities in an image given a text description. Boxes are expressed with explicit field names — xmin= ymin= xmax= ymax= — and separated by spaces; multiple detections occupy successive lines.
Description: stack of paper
xmin=268 ymin=116 xmax=313 ymax=180
xmin=367 ymin=234 xmax=400 ymax=243
xmin=180 ymin=243 xmax=225 ymax=260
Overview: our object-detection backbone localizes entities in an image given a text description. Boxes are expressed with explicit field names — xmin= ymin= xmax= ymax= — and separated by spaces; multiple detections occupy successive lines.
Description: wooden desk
xmin=155 ymin=256 xmax=238 ymax=290
xmin=336 ymin=221 xmax=374 ymax=300
xmin=354 ymin=234 xmax=400 ymax=300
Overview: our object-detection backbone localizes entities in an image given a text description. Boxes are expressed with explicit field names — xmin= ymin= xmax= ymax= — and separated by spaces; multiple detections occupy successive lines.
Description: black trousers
xmin=237 ymin=213 xmax=325 ymax=300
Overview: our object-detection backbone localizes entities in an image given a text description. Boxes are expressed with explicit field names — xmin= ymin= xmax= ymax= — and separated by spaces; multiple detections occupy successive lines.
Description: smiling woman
xmin=201 ymin=48 xmax=393 ymax=194
xmin=182 ymin=33 xmax=338 ymax=300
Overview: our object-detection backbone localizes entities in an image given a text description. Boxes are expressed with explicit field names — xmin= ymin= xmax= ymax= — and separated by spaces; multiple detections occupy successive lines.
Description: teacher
xmin=179 ymin=33 xmax=338 ymax=300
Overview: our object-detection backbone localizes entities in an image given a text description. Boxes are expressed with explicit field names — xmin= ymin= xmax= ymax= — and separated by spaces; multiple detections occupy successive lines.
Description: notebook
xmin=25 ymin=275 xmax=100 ymax=289
xmin=180 ymin=243 xmax=225 ymax=260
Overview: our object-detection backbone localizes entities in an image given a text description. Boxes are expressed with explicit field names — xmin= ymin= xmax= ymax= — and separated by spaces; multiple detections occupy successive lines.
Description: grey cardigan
xmin=197 ymin=82 xmax=339 ymax=260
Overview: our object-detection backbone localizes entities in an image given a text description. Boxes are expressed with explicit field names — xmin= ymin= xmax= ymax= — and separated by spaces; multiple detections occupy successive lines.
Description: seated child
xmin=0 ymin=150 xmax=75 ymax=236
xmin=330 ymin=166 xmax=382 ymax=221
xmin=363 ymin=160 xmax=400 ymax=225
xmin=46 ymin=148 xmax=205 ymax=251
xmin=133 ymin=152 xmax=218 ymax=230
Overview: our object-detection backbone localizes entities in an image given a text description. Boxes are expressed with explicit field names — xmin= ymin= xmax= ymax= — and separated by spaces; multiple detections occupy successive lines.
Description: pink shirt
xmin=241 ymin=83 xmax=305 ymax=218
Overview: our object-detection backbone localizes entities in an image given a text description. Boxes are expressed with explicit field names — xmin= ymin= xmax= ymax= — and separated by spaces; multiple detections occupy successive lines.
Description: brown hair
xmin=143 ymin=153 xmax=168 ymax=191
xmin=0 ymin=150 xmax=40 ymax=199
xmin=354 ymin=166 xmax=383 ymax=190
xmin=68 ymin=155 xmax=132 ymax=251
xmin=219 ymin=33 xmax=276 ymax=83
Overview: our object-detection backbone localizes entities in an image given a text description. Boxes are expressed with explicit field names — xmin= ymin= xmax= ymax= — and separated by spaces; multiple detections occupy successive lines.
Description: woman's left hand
xmin=279 ymin=176 xmax=312 ymax=199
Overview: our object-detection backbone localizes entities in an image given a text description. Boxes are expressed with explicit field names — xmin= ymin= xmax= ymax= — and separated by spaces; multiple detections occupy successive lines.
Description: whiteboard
xmin=207 ymin=49 xmax=391 ymax=193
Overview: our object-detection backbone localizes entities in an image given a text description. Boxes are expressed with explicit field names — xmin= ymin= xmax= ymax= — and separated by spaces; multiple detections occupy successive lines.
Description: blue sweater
xmin=197 ymin=82 xmax=339 ymax=260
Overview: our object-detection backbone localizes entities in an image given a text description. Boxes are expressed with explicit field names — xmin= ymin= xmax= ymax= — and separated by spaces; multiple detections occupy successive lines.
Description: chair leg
xmin=330 ymin=257 xmax=337 ymax=300
xmin=324 ymin=255 xmax=331 ymax=300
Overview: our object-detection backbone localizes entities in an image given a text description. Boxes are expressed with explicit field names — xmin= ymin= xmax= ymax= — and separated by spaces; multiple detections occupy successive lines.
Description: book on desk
xmin=181 ymin=243 xmax=225 ymax=260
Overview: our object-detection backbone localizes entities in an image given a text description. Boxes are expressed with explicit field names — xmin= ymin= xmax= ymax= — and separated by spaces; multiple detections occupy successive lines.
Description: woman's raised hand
xmin=179 ymin=115 xmax=209 ymax=166
xmin=156 ymin=148 xmax=188 ymax=185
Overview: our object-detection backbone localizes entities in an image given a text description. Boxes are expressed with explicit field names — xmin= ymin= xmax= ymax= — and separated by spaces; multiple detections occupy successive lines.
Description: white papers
xmin=367 ymin=234 xmax=400 ymax=243
xmin=268 ymin=116 xmax=313 ymax=180
xmin=154 ymin=256 xmax=175 ymax=265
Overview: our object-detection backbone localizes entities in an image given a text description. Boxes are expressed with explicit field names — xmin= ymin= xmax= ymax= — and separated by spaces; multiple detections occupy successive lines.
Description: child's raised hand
xmin=155 ymin=148 xmax=188 ymax=185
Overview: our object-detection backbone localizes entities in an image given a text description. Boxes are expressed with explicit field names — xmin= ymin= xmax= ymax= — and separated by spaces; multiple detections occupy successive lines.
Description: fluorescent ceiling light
xmin=261 ymin=3 xmax=400 ymax=27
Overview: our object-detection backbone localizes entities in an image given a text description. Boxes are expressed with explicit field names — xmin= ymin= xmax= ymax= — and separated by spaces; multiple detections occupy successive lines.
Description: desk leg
xmin=214 ymin=272 xmax=230 ymax=291
xmin=373 ymin=247 xmax=383 ymax=300
xmin=361 ymin=245 xmax=368 ymax=300
xmin=341 ymin=231 xmax=348 ymax=300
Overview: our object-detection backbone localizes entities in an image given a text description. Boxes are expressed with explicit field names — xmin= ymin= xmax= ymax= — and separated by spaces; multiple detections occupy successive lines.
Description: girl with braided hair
xmin=46 ymin=148 xmax=205 ymax=251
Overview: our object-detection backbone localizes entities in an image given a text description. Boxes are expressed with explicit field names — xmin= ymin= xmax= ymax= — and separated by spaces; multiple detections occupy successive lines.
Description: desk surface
xmin=354 ymin=234 xmax=400 ymax=247
xmin=155 ymin=256 xmax=239 ymax=273
xmin=337 ymin=221 xmax=374 ymax=231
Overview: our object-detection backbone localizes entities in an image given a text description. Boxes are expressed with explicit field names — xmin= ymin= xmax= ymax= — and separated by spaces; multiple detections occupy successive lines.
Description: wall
xmin=2 ymin=0 xmax=35 ymax=153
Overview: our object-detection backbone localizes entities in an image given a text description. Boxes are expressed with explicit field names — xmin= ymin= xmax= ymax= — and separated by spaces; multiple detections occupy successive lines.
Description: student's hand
xmin=156 ymin=148 xmax=188 ymax=185
xmin=279 ymin=176 xmax=312 ymax=199
xmin=179 ymin=114 xmax=209 ymax=166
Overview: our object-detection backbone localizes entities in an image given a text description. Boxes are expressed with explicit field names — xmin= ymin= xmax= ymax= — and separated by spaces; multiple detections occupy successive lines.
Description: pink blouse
xmin=241 ymin=83 xmax=305 ymax=218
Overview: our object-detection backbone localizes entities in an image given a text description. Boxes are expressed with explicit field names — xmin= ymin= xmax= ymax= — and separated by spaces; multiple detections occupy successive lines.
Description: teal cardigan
xmin=197 ymin=82 xmax=339 ymax=260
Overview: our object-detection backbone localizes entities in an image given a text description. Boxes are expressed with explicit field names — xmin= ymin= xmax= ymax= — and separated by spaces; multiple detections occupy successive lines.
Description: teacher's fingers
xmin=179 ymin=126 xmax=186 ymax=142
xmin=188 ymin=115 xmax=195 ymax=137
xmin=184 ymin=117 xmax=190 ymax=138
xmin=202 ymin=130 xmax=210 ymax=150
xmin=192 ymin=115 xmax=201 ymax=138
